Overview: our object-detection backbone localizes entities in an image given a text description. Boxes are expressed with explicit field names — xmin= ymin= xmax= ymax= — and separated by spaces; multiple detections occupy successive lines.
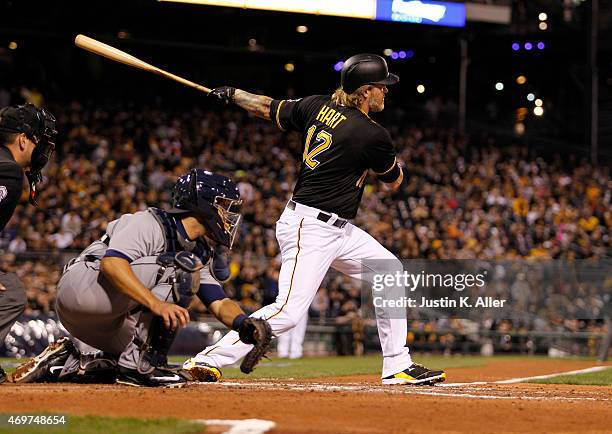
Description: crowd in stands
xmin=0 ymin=89 xmax=609 ymax=346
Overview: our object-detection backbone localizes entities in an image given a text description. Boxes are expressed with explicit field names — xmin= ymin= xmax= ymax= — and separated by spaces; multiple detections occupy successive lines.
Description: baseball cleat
xmin=115 ymin=365 xmax=187 ymax=388
xmin=57 ymin=351 xmax=118 ymax=384
xmin=11 ymin=337 xmax=75 ymax=383
xmin=382 ymin=363 xmax=446 ymax=385
xmin=181 ymin=359 xmax=222 ymax=382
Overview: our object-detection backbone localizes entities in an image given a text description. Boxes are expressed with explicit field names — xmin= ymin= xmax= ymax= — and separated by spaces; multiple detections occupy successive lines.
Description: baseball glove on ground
xmin=238 ymin=318 xmax=273 ymax=374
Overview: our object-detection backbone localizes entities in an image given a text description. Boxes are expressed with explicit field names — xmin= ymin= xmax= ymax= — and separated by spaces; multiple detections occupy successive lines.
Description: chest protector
xmin=148 ymin=207 xmax=182 ymax=253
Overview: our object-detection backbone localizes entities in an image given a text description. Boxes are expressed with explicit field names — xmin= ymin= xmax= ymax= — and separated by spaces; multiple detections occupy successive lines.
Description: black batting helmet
xmin=340 ymin=53 xmax=399 ymax=94
xmin=169 ymin=169 xmax=242 ymax=248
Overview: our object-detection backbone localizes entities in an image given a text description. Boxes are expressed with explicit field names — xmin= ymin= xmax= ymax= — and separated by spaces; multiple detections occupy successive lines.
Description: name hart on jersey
xmin=316 ymin=105 xmax=347 ymax=129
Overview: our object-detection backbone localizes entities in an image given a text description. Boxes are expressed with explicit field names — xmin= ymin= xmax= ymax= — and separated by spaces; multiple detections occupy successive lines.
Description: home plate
xmin=194 ymin=418 xmax=276 ymax=434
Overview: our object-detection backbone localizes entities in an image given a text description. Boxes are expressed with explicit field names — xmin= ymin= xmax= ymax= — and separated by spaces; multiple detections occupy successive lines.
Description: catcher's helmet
xmin=169 ymin=169 xmax=242 ymax=248
xmin=340 ymin=53 xmax=399 ymax=94
xmin=0 ymin=103 xmax=57 ymax=204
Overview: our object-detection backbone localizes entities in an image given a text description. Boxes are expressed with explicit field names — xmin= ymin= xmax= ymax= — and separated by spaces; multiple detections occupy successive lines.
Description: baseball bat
xmin=74 ymin=34 xmax=211 ymax=94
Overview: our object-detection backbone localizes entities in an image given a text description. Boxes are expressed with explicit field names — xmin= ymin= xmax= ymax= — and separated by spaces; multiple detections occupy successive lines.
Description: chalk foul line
xmin=440 ymin=365 xmax=610 ymax=386
xmin=495 ymin=366 xmax=609 ymax=384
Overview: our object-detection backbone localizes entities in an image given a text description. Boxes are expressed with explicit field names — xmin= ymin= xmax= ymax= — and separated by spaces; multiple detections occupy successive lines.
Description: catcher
xmin=12 ymin=169 xmax=272 ymax=387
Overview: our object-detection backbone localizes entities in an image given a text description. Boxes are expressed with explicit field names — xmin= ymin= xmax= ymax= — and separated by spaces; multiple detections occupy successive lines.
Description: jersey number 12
xmin=303 ymin=125 xmax=333 ymax=169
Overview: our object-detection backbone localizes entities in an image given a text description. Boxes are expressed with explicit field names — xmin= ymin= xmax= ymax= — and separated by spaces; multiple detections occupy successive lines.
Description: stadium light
xmin=383 ymin=48 xmax=393 ymax=56
xmin=398 ymin=51 xmax=406 ymax=59
xmin=512 ymin=42 xmax=520 ymax=51
xmin=247 ymin=38 xmax=259 ymax=52
xmin=537 ymin=42 xmax=545 ymax=50
xmin=406 ymin=50 xmax=414 ymax=58
xmin=516 ymin=75 xmax=527 ymax=85
xmin=539 ymin=12 xmax=548 ymax=21
xmin=495 ymin=82 xmax=504 ymax=91
xmin=296 ymin=25 xmax=308 ymax=33
xmin=285 ymin=62 xmax=295 ymax=72
xmin=534 ymin=106 xmax=544 ymax=116
xmin=535 ymin=98 xmax=543 ymax=107
xmin=417 ymin=84 xmax=425 ymax=94
xmin=8 ymin=41 xmax=17 ymax=50
xmin=333 ymin=61 xmax=344 ymax=72
xmin=391 ymin=52 xmax=399 ymax=60
xmin=539 ymin=22 xmax=548 ymax=30
xmin=527 ymin=93 xmax=535 ymax=101
xmin=524 ymin=42 xmax=533 ymax=50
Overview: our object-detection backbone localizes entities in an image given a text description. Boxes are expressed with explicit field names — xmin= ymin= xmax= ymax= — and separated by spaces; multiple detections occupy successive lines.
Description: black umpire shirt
xmin=269 ymin=95 xmax=400 ymax=219
xmin=0 ymin=146 xmax=23 ymax=231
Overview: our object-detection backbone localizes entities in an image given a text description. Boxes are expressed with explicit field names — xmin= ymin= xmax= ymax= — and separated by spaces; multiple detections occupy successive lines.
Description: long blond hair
xmin=331 ymin=85 xmax=369 ymax=108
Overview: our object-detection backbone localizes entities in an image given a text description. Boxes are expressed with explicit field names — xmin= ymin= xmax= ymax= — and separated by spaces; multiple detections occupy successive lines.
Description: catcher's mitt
xmin=238 ymin=318 xmax=272 ymax=374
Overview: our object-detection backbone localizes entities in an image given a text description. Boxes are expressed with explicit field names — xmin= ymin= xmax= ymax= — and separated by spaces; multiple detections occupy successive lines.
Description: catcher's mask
xmin=0 ymin=103 xmax=57 ymax=205
xmin=169 ymin=169 xmax=242 ymax=248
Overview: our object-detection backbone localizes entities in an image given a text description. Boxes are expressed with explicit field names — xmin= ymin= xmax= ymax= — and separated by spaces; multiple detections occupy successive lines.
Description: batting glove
xmin=209 ymin=86 xmax=236 ymax=104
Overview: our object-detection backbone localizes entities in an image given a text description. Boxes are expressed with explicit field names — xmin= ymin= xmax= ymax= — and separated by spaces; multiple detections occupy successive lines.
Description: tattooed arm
xmin=233 ymin=89 xmax=272 ymax=121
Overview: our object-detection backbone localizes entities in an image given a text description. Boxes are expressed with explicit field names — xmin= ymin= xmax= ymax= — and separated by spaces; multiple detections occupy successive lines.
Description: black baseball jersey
xmin=269 ymin=95 xmax=399 ymax=219
xmin=0 ymin=146 xmax=24 ymax=231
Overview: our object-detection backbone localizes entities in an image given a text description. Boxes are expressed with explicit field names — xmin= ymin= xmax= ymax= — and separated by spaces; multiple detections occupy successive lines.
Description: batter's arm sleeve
xmin=269 ymin=95 xmax=325 ymax=132
xmin=363 ymin=129 xmax=402 ymax=183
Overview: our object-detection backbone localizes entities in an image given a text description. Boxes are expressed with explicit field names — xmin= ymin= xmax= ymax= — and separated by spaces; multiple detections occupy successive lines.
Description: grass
xmin=528 ymin=368 xmax=612 ymax=386
xmin=0 ymin=415 xmax=204 ymax=434
xmin=0 ymin=358 xmax=17 ymax=375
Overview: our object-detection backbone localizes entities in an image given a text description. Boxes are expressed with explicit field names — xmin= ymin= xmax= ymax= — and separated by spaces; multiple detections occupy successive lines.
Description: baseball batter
xmin=12 ymin=169 xmax=271 ymax=387
xmin=184 ymin=54 xmax=446 ymax=385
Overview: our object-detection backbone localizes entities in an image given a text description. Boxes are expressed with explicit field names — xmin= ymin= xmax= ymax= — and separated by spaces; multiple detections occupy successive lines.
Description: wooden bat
xmin=74 ymin=34 xmax=211 ymax=94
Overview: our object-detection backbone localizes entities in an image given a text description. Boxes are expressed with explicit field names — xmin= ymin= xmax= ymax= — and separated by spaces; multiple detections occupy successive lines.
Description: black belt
xmin=287 ymin=200 xmax=348 ymax=229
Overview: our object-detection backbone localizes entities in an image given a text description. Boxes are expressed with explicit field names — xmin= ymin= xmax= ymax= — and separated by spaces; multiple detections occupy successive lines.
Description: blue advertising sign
xmin=376 ymin=0 xmax=466 ymax=28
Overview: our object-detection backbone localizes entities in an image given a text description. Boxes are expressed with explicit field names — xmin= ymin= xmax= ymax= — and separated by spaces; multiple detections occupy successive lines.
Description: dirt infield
xmin=1 ymin=359 xmax=611 ymax=434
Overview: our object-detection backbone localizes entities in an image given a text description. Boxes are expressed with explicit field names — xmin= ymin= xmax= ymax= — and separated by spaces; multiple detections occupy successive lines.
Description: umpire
xmin=0 ymin=103 xmax=57 ymax=382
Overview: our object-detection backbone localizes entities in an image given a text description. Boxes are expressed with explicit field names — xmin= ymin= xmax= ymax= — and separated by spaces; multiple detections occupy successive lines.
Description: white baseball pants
xmin=188 ymin=202 xmax=412 ymax=378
